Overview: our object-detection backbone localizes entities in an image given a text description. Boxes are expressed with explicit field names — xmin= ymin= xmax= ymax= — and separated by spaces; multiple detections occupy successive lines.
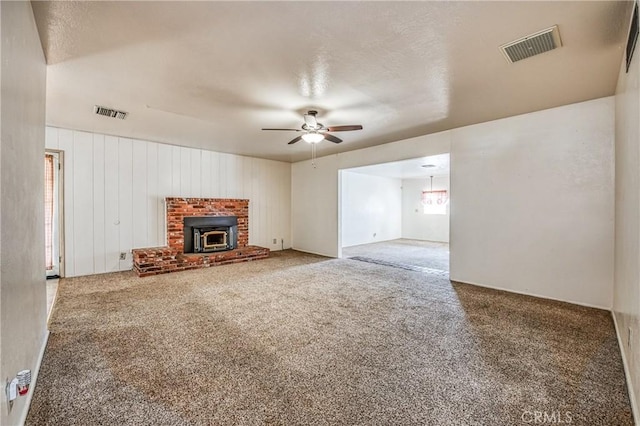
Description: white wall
xmin=450 ymin=97 xmax=614 ymax=309
xmin=292 ymin=98 xmax=614 ymax=309
xmin=340 ymin=172 xmax=401 ymax=248
xmin=46 ymin=127 xmax=291 ymax=277
xmin=0 ymin=2 xmax=49 ymax=425
xmin=613 ymin=8 xmax=640 ymax=420
xmin=292 ymin=154 xmax=339 ymax=257
xmin=338 ymin=131 xmax=452 ymax=171
xmin=401 ymin=176 xmax=450 ymax=243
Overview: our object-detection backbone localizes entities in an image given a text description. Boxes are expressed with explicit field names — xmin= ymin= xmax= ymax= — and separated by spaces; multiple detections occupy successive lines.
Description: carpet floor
xmin=342 ymin=239 xmax=449 ymax=272
xmin=27 ymin=250 xmax=632 ymax=425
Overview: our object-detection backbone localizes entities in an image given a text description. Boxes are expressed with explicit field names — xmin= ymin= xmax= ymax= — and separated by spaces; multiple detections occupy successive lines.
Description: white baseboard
xmin=449 ymin=277 xmax=610 ymax=310
xmin=290 ymin=247 xmax=334 ymax=258
xmin=46 ymin=282 xmax=59 ymax=324
xmin=18 ymin=330 xmax=49 ymax=426
xmin=612 ymin=312 xmax=639 ymax=426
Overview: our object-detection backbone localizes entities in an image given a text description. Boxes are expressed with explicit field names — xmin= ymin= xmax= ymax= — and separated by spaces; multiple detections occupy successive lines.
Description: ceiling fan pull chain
xmin=311 ymin=143 xmax=317 ymax=168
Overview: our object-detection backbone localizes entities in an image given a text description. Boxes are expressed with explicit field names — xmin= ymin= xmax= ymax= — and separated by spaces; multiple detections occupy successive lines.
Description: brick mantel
xmin=132 ymin=197 xmax=268 ymax=277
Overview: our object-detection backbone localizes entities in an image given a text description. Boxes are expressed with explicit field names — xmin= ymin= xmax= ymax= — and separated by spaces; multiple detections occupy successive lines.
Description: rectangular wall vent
xmin=94 ymin=105 xmax=128 ymax=120
xmin=500 ymin=25 xmax=562 ymax=64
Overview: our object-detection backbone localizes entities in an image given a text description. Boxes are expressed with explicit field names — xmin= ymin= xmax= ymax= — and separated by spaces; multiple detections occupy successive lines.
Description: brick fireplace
xmin=132 ymin=197 xmax=269 ymax=277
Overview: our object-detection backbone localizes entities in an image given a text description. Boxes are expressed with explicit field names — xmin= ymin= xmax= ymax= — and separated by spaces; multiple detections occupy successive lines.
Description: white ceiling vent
xmin=500 ymin=25 xmax=562 ymax=63
xmin=94 ymin=105 xmax=128 ymax=120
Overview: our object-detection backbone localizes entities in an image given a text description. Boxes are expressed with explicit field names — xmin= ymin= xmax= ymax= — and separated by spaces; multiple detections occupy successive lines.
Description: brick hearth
xmin=132 ymin=197 xmax=269 ymax=277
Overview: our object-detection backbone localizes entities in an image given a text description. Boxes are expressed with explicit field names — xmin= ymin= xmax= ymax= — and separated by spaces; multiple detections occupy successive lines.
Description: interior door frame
xmin=46 ymin=149 xmax=65 ymax=278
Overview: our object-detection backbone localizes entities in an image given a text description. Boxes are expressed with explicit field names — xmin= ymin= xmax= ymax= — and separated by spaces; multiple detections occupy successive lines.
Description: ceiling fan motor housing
xmin=303 ymin=110 xmax=321 ymax=130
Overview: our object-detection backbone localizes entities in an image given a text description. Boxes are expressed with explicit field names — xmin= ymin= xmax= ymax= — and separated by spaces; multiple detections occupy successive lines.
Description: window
xmin=421 ymin=189 xmax=448 ymax=215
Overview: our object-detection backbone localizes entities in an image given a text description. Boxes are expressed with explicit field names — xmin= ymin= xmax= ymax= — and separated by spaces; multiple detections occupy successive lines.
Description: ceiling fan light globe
xmin=302 ymin=133 xmax=324 ymax=144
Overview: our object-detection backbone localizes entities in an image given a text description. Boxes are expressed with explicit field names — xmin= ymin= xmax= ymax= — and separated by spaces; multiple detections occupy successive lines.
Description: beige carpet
xmin=343 ymin=239 xmax=449 ymax=272
xmin=27 ymin=250 xmax=632 ymax=425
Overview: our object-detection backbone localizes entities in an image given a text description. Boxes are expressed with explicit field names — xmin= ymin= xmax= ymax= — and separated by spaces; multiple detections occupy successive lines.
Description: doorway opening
xmin=338 ymin=154 xmax=450 ymax=274
xmin=45 ymin=150 xmax=63 ymax=279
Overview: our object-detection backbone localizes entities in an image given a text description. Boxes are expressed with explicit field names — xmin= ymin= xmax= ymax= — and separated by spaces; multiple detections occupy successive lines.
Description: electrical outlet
xmin=119 ymin=252 xmax=126 ymax=260
xmin=628 ymin=327 xmax=633 ymax=350
xmin=272 ymin=238 xmax=277 ymax=244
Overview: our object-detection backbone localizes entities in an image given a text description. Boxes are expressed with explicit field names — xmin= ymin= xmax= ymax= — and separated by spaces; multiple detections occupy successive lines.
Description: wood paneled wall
xmin=46 ymin=127 xmax=291 ymax=277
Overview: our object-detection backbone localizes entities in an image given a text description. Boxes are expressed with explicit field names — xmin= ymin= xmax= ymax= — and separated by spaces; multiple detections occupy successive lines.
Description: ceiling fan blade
xmin=304 ymin=112 xmax=318 ymax=129
xmin=326 ymin=125 xmax=363 ymax=132
xmin=262 ymin=128 xmax=302 ymax=131
xmin=323 ymin=133 xmax=343 ymax=144
xmin=288 ymin=136 xmax=303 ymax=145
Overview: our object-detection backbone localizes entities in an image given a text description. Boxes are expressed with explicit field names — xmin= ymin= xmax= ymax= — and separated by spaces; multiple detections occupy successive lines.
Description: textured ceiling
xmin=32 ymin=1 xmax=630 ymax=162
xmin=347 ymin=154 xmax=450 ymax=180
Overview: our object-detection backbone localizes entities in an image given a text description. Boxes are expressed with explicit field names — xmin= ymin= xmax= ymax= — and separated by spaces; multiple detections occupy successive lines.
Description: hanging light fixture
xmin=301 ymin=132 xmax=324 ymax=144
xmin=421 ymin=175 xmax=449 ymax=206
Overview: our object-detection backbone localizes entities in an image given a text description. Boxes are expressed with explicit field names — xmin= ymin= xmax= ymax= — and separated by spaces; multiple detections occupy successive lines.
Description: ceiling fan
xmin=262 ymin=110 xmax=363 ymax=145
